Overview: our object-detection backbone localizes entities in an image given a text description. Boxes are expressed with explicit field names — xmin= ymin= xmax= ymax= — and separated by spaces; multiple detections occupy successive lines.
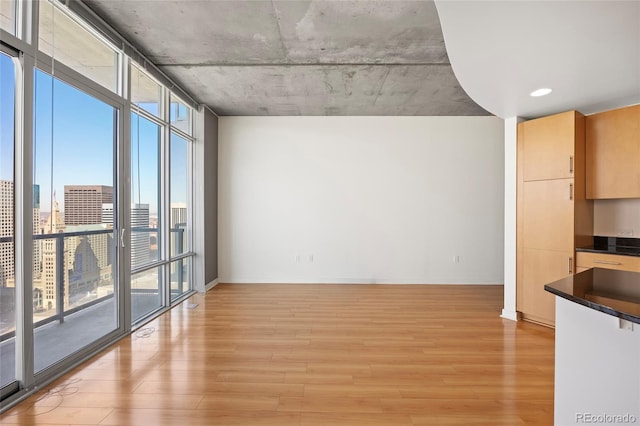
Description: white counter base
xmin=555 ymin=296 xmax=640 ymax=425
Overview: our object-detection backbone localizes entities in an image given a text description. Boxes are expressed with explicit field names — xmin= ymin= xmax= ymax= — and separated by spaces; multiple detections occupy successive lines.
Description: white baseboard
xmin=205 ymin=279 xmax=219 ymax=292
xmin=500 ymin=309 xmax=520 ymax=321
xmin=220 ymin=278 xmax=503 ymax=285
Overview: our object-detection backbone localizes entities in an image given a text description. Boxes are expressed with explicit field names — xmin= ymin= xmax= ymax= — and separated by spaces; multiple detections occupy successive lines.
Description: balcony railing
xmin=0 ymin=226 xmax=187 ymax=342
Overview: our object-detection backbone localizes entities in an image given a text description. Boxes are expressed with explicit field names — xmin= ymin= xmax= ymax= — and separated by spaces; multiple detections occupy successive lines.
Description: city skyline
xmin=1 ymin=59 xmax=189 ymax=217
xmin=1 ymin=3 xmax=194 ymax=392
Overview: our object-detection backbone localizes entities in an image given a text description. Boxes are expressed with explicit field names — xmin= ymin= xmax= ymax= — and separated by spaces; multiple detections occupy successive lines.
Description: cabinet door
xmin=521 ymin=111 xmax=577 ymax=181
xmin=519 ymin=248 xmax=574 ymax=326
xmin=522 ymin=179 xmax=574 ymax=252
xmin=586 ymin=105 xmax=640 ymax=199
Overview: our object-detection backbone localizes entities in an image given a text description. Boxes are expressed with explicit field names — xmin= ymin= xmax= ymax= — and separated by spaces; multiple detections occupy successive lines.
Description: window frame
xmin=0 ymin=44 xmax=20 ymax=400
xmin=36 ymin=0 xmax=124 ymax=96
xmin=0 ymin=0 xmax=200 ymax=407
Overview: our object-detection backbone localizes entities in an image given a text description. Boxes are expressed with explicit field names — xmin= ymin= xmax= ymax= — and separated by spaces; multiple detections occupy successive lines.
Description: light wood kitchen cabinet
xmin=521 ymin=248 xmax=574 ymax=325
xmin=522 ymin=179 xmax=574 ymax=252
xmin=576 ymin=252 xmax=640 ymax=272
xmin=517 ymin=110 xmax=593 ymax=327
xmin=586 ymin=104 xmax=640 ymax=199
xmin=521 ymin=111 xmax=578 ymax=181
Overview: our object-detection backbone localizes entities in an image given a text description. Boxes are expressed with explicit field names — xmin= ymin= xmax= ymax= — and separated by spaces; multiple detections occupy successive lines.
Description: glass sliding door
xmin=131 ymin=266 xmax=162 ymax=322
xmin=130 ymin=112 xmax=162 ymax=322
xmin=32 ymin=69 xmax=118 ymax=373
xmin=0 ymin=51 xmax=17 ymax=392
xmin=1 ymin=0 xmax=200 ymax=407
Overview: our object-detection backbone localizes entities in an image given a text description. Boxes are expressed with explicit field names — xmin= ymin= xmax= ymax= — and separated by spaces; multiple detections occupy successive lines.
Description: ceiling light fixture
xmin=530 ymin=88 xmax=552 ymax=97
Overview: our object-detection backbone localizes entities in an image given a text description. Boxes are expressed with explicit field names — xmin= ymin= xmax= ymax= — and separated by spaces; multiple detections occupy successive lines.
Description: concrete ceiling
xmin=436 ymin=1 xmax=640 ymax=119
xmin=83 ymin=0 xmax=489 ymax=116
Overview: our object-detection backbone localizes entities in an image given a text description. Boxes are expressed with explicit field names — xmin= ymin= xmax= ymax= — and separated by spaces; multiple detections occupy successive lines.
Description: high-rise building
xmin=0 ymin=180 xmax=41 ymax=287
xmin=170 ymin=203 xmax=187 ymax=255
xmin=102 ymin=203 xmax=151 ymax=269
xmin=130 ymin=203 xmax=150 ymax=269
xmin=40 ymin=197 xmax=65 ymax=311
xmin=101 ymin=203 xmax=114 ymax=227
xmin=0 ymin=180 xmax=13 ymax=287
xmin=65 ymin=224 xmax=113 ymax=306
xmin=170 ymin=203 xmax=187 ymax=229
xmin=64 ymin=185 xmax=113 ymax=225
xmin=39 ymin=196 xmax=113 ymax=312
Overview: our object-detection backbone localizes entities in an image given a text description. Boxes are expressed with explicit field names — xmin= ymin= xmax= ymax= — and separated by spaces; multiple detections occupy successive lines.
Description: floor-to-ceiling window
xmin=169 ymin=129 xmax=192 ymax=301
xmin=169 ymin=96 xmax=193 ymax=300
xmin=130 ymin=110 xmax=162 ymax=321
xmin=32 ymin=69 xmax=119 ymax=373
xmin=0 ymin=0 xmax=198 ymax=408
xmin=129 ymin=64 xmax=194 ymax=323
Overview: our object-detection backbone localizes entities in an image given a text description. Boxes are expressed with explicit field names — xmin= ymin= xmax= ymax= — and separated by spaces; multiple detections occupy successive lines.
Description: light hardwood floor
xmin=1 ymin=284 xmax=554 ymax=425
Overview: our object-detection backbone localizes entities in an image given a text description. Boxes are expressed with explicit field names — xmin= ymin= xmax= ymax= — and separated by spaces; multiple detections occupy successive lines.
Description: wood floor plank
xmin=1 ymin=284 xmax=555 ymax=425
xmin=300 ymin=412 xmax=413 ymax=425
xmin=278 ymin=396 xmax=384 ymax=413
xmin=196 ymin=395 xmax=279 ymax=411
xmin=99 ymin=409 xmax=301 ymax=426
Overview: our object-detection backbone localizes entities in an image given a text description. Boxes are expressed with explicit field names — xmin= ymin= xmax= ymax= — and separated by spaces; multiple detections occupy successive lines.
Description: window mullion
xmin=161 ymin=87 xmax=171 ymax=307
xmin=14 ymin=50 xmax=35 ymax=391
xmin=120 ymin=56 xmax=132 ymax=331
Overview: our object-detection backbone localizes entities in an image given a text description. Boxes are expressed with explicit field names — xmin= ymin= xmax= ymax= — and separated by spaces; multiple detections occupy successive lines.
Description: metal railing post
xmin=56 ymin=235 xmax=64 ymax=324
xmin=177 ymin=228 xmax=184 ymax=294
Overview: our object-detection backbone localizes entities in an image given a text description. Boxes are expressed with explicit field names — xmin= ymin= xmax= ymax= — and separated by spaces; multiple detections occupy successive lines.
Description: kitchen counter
xmin=545 ymin=268 xmax=640 ymax=425
xmin=544 ymin=268 xmax=640 ymax=324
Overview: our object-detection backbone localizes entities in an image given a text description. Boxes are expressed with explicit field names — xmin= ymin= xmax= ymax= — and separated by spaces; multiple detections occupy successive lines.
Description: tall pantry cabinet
xmin=516 ymin=111 xmax=593 ymax=326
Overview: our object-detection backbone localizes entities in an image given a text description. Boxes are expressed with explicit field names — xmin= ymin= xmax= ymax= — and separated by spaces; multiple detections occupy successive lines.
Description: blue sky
xmin=1 ymin=58 xmax=187 ymax=216
xmin=34 ymin=69 xmax=114 ymax=213
xmin=1 ymin=53 xmax=15 ymax=182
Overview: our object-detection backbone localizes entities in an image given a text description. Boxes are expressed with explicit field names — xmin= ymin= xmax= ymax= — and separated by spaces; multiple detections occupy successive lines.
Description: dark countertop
xmin=545 ymin=268 xmax=640 ymax=324
xmin=576 ymin=236 xmax=640 ymax=257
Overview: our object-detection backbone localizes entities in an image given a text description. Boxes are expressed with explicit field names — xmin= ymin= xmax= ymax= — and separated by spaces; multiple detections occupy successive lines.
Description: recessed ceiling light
xmin=530 ymin=88 xmax=552 ymax=97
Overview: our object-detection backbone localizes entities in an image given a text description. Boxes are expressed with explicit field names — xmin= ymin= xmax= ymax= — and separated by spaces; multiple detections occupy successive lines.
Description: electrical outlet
xmin=619 ymin=319 xmax=634 ymax=331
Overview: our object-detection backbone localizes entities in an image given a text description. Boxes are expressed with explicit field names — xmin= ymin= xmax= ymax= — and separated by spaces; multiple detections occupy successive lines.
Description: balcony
xmin=0 ymin=227 xmax=189 ymax=388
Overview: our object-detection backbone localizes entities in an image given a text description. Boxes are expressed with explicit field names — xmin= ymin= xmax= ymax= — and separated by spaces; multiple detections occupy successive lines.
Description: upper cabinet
xmin=521 ymin=111 xmax=578 ymax=181
xmin=586 ymin=105 xmax=640 ymax=199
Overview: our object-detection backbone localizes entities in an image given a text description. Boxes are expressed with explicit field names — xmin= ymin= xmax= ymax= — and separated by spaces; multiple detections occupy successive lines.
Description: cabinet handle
xmin=569 ymin=183 xmax=573 ymax=200
xmin=594 ymin=260 xmax=622 ymax=265
xmin=568 ymin=257 xmax=573 ymax=274
xmin=569 ymin=156 xmax=574 ymax=174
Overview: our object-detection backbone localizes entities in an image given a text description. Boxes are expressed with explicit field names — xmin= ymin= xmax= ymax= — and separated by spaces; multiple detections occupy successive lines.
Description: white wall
xmin=219 ymin=116 xmax=504 ymax=284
